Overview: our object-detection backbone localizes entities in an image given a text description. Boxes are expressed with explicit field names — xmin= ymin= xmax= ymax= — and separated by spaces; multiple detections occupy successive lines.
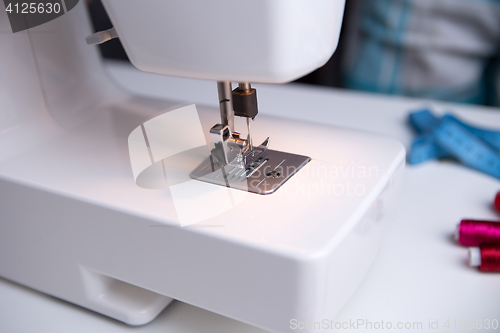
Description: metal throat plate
xmin=190 ymin=149 xmax=311 ymax=195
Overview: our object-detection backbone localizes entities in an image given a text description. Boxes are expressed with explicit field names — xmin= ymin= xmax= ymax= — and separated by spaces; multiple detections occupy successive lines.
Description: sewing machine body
xmin=100 ymin=0 xmax=345 ymax=83
xmin=0 ymin=2 xmax=405 ymax=333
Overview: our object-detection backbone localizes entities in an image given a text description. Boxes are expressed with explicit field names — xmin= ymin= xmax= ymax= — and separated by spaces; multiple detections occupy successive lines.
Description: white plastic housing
xmin=100 ymin=0 xmax=345 ymax=83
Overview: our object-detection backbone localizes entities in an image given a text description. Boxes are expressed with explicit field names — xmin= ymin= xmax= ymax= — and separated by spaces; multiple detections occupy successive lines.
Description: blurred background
xmin=87 ymin=0 xmax=500 ymax=107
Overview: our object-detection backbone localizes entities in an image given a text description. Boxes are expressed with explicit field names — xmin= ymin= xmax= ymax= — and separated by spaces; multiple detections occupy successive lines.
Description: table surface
xmin=1 ymin=61 xmax=499 ymax=333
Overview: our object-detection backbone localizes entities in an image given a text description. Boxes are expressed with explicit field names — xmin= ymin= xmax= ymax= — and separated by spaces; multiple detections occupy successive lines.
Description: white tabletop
xmin=1 ymin=61 xmax=499 ymax=333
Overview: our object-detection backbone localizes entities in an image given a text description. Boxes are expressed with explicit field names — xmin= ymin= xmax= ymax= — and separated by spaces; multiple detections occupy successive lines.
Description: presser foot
xmin=200 ymin=82 xmax=310 ymax=194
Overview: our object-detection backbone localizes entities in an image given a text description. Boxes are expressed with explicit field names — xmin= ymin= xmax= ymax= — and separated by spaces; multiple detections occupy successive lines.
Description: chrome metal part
xmin=239 ymin=82 xmax=251 ymax=92
xmin=85 ymin=27 xmax=118 ymax=45
xmin=217 ymin=81 xmax=235 ymax=132
xmin=209 ymin=124 xmax=239 ymax=165
xmin=190 ymin=145 xmax=310 ymax=195
xmin=202 ymin=82 xmax=307 ymax=194
xmin=246 ymin=117 xmax=254 ymax=153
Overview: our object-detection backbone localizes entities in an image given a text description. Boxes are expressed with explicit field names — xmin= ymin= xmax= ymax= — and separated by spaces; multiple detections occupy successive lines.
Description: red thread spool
xmin=495 ymin=191 xmax=500 ymax=213
xmin=468 ymin=244 xmax=500 ymax=272
xmin=455 ymin=220 xmax=500 ymax=246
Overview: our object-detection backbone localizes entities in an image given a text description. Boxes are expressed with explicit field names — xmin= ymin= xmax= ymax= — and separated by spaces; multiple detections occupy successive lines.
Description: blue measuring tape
xmin=408 ymin=109 xmax=500 ymax=180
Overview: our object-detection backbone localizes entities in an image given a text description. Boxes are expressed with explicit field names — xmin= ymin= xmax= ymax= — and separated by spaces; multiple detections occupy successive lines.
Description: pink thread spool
xmin=455 ymin=220 xmax=500 ymax=246
xmin=468 ymin=244 xmax=500 ymax=272
xmin=495 ymin=191 xmax=500 ymax=213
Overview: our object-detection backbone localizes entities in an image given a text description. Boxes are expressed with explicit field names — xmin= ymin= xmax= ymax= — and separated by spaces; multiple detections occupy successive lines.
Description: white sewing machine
xmin=0 ymin=1 xmax=405 ymax=332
